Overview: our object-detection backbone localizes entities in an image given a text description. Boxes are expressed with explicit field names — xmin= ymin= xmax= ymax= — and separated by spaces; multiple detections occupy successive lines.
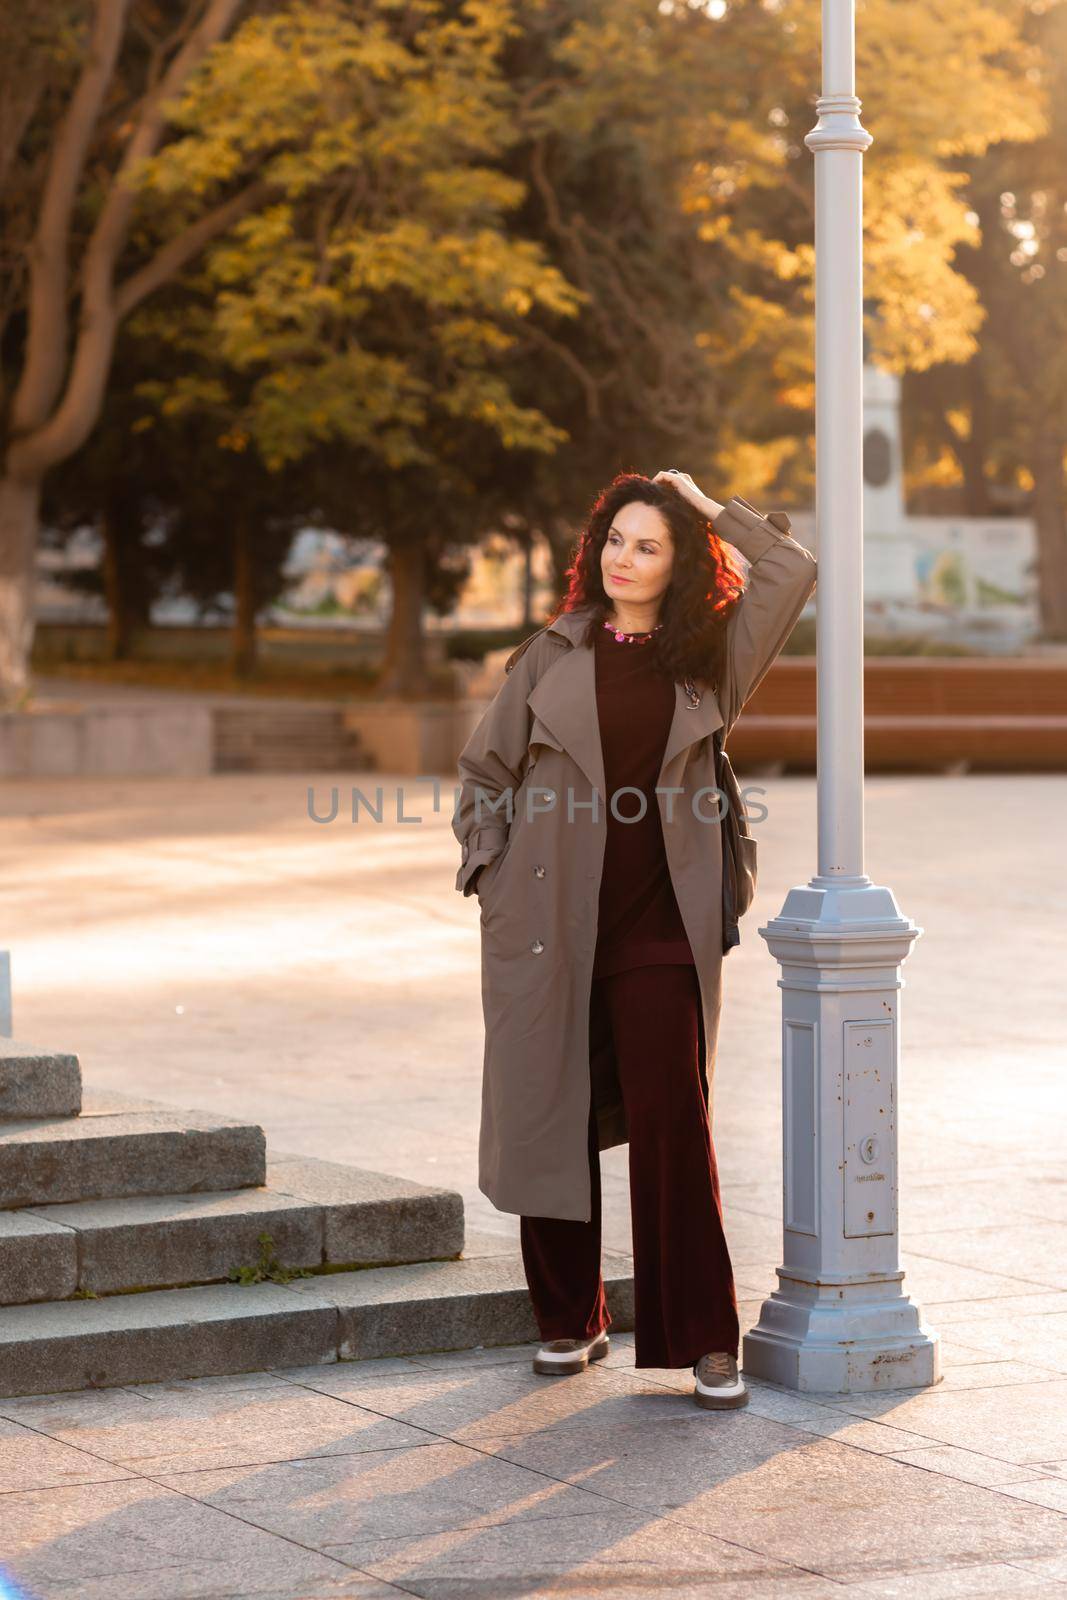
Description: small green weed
xmin=227 ymin=1232 xmax=315 ymax=1286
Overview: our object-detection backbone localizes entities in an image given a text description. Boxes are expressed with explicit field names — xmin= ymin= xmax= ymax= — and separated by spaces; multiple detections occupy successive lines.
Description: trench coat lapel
xmin=526 ymin=606 xmax=725 ymax=800
xmin=660 ymin=679 xmax=725 ymax=777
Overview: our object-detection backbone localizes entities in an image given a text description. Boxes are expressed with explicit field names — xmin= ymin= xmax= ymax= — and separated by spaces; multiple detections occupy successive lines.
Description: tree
xmin=138 ymin=0 xmax=1044 ymax=688
xmin=126 ymin=0 xmax=583 ymax=693
xmin=23 ymin=0 xmax=1047 ymax=703
xmin=465 ymin=0 xmax=1047 ymax=592
xmin=49 ymin=328 xmax=312 ymax=673
xmin=907 ymin=2 xmax=1067 ymax=636
xmin=42 ymin=331 xmax=175 ymax=660
xmin=0 ymin=0 xmax=266 ymax=707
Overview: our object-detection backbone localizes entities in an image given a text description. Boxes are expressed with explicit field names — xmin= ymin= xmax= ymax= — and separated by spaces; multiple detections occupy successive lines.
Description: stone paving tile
xmin=388 ymin=1325 xmax=735 ymax=1383
xmin=272 ymin=1359 xmax=693 ymax=1445
xmin=898 ymin=1253 xmax=1053 ymax=1306
xmin=978 ymin=1178 xmax=1067 ymax=1227
xmin=926 ymin=1292 xmax=1067 ymax=1323
xmin=902 ymin=1223 xmax=1067 ymax=1288
xmin=121 ymin=1369 xmax=323 ymax=1399
xmin=922 ymin=1313 xmax=1067 ymax=1375
xmin=0 ymin=1415 xmax=139 ymax=1495
xmin=826 ymin=1358 xmax=1062 ymax=1394
xmin=0 ymin=1476 xmax=391 ymax=1600
xmin=0 ymin=1386 xmax=166 ymax=1430
xmin=0 ymin=1379 xmax=438 ymax=1477
xmin=896 ymin=1180 xmax=1054 ymax=1233
xmin=458 ymin=1228 xmax=522 ymax=1259
xmin=846 ymin=1560 xmax=1067 ymax=1597
xmin=588 ymin=1362 xmax=1058 ymax=1469
xmin=281 ymin=1357 xmax=430 ymax=1381
xmin=729 ymin=1254 xmax=1047 ymax=1309
xmin=711 ymin=1205 xmax=785 ymax=1264
xmin=733 ymin=1264 xmax=780 ymax=1296
xmin=150 ymin=1438 xmax=613 ymax=1537
xmin=807 ymin=1379 xmax=1067 ymax=1466
xmin=1007 ymin=1553 xmax=1067 ymax=1585
xmin=223 ymin=1584 xmax=405 ymax=1600
xmin=699 ymin=1383 xmax=939 ymax=1455
xmin=399 ymin=1344 xmax=550 ymax=1373
xmin=933 ymin=1339 xmax=1050 ymax=1369
xmin=399 ymin=1337 xmax=572 ymax=1376
xmin=565 ymin=1327 xmax=1062 ymax=1397
xmin=714 ymin=1180 xmax=780 ymax=1219
xmin=151 ymin=1444 xmax=842 ymax=1600
xmin=474 ymin=1417 xmax=1067 ymax=1583
xmin=354 ymin=1511 xmax=845 ymax=1600
xmin=990 ymin=1476 xmax=1067 ymax=1513
xmin=882 ymin=1444 xmax=1059 ymax=1490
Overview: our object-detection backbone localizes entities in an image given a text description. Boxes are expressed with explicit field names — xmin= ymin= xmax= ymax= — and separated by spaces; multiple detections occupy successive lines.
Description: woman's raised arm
xmin=651 ymin=470 xmax=817 ymax=734
xmin=711 ymin=494 xmax=817 ymax=734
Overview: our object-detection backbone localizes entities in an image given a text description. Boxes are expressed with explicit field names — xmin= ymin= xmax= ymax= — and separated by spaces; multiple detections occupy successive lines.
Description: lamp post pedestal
xmin=742 ymin=877 xmax=939 ymax=1393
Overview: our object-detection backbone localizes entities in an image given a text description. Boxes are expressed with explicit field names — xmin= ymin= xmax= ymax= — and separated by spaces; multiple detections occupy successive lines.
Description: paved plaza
xmin=0 ymin=767 xmax=1065 ymax=1597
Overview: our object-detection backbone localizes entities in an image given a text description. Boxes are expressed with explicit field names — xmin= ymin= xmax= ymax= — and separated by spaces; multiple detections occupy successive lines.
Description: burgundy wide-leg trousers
xmin=519 ymin=962 xmax=740 ymax=1368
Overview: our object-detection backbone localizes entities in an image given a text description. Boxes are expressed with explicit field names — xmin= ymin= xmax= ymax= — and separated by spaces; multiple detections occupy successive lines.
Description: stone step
xmin=0 ymin=1240 xmax=636 ymax=1397
xmin=0 ymin=1153 xmax=465 ymax=1304
xmin=213 ymin=707 xmax=367 ymax=774
xmin=0 ymin=1037 xmax=81 ymax=1119
xmin=0 ymin=1089 xmax=266 ymax=1209
xmin=265 ymin=1152 xmax=465 ymax=1268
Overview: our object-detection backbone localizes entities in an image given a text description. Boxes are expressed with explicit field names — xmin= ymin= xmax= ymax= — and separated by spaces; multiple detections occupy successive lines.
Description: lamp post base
xmin=744 ymin=877 xmax=938 ymax=1394
xmin=743 ymin=1270 xmax=941 ymax=1394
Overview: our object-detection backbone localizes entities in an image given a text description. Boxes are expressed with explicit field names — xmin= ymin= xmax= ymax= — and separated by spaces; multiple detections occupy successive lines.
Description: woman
xmin=452 ymin=468 xmax=817 ymax=1410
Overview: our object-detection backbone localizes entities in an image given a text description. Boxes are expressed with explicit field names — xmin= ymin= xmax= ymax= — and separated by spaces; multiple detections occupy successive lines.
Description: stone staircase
xmin=0 ymin=1040 xmax=635 ymax=1397
xmin=212 ymin=704 xmax=370 ymax=773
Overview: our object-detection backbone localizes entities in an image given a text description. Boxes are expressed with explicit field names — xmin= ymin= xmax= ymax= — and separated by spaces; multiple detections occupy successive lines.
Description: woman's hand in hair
xmin=652 ymin=469 xmax=723 ymax=526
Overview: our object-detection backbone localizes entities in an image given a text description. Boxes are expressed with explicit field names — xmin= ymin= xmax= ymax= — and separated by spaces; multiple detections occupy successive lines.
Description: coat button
xmin=534 ymin=864 xmax=545 ymax=878
xmin=531 ymin=939 xmax=545 ymax=954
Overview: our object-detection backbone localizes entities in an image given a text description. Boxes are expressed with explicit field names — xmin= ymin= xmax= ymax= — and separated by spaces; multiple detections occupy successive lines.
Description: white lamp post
xmin=741 ymin=0 xmax=940 ymax=1393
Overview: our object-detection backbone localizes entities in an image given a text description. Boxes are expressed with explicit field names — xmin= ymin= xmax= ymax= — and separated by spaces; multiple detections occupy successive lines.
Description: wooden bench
xmin=727 ymin=658 xmax=1067 ymax=772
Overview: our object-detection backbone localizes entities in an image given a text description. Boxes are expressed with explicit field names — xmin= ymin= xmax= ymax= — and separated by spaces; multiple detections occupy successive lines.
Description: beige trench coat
xmin=452 ymin=494 xmax=817 ymax=1222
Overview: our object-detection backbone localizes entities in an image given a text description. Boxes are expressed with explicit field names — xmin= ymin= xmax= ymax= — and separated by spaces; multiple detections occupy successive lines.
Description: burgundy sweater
xmin=591 ymin=624 xmax=695 ymax=979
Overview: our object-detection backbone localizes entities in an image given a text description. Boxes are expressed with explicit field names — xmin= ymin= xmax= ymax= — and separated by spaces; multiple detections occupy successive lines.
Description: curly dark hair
xmin=546 ymin=472 xmax=746 ymax=690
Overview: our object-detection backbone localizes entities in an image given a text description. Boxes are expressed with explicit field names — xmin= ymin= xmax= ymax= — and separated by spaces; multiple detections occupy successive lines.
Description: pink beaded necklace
xmin=603 ymin=618 xmax=663 ymax=645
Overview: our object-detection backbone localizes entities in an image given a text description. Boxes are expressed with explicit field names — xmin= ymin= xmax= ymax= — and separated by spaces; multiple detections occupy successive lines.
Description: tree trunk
xmin=0 ymin=476 xmax=42 ymax=708
xmin=522 ymin=535 xmax=534 ymax=627
xmin=231 ymin=514 xmax=257 ymax=677
xmin=1031 ymin=422 xmax=1067 ymax=641
xmin=546 ymin=514 xmax=574 ymax=598
xmin=961 ymin=356 xmax=993 ymax=516
xmin=101 ymin=504 xmax=138 ymax=661
xmin=379 ymin=541 xmax=431 ymax=696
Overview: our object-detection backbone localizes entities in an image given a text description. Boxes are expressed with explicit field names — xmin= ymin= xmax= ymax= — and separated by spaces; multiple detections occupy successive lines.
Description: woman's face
xmin=600 ymin=501 xmax=675 ymax=606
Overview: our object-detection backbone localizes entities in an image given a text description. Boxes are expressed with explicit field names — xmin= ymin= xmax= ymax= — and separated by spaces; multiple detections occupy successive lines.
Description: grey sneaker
xmin=692 ymin=1351 xmax=749 ymax=1409
xmin=533 ymin=1332 xmax=610 ymax=1376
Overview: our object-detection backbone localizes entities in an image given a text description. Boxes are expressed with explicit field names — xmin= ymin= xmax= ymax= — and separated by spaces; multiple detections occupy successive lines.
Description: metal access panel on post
xmin=843 ymin=1019 xmax=896 ymax=1238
